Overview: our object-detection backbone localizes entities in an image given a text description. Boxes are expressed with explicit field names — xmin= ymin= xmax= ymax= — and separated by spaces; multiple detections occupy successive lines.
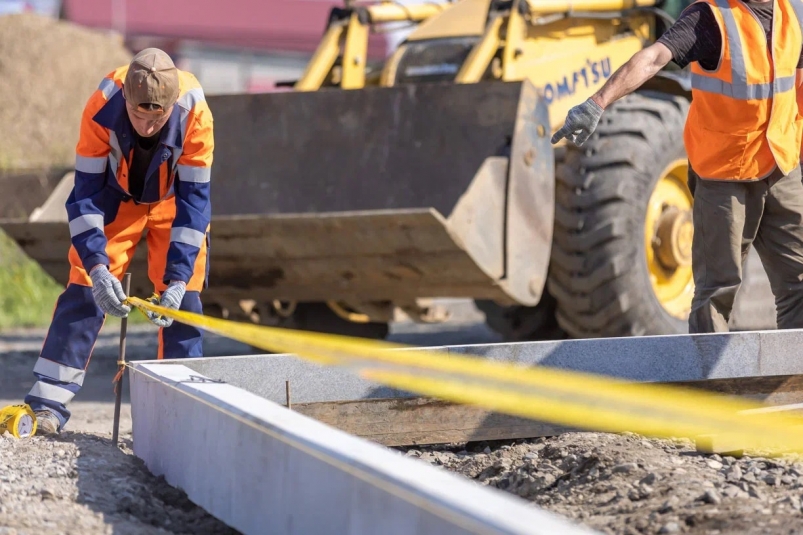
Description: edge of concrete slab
xmin=130 ymin=362 xmax=599 ymax=535
xmin=137 ymin=327 xmax=803 ymax=405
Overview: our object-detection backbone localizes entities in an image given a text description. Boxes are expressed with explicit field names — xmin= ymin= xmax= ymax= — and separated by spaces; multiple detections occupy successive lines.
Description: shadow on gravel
xmin=55 ymin=431 xmax=241 ymax=535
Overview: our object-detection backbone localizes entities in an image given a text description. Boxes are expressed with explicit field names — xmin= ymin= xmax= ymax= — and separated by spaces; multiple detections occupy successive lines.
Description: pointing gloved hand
xmin=551 ymin=97 xmax=604 ymax=147
xmin=145 ymin=280 xmax=186 ymax=328
xmin=89 ymin=265 xmax=131 ymax=317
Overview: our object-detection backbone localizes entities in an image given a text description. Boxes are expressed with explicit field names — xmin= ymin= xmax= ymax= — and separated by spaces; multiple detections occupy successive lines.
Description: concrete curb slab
xmin=130 ymin=362 xmax=599 ymax=535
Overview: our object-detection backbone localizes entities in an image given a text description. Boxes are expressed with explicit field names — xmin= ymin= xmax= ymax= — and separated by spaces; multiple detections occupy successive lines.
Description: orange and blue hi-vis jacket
xmin=67 ymin=66 xmax=213 ymax=284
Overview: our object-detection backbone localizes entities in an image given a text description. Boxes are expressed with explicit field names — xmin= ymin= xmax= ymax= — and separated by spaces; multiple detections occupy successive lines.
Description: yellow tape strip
xmin=127 ymin=296 xmax=803 ymax=456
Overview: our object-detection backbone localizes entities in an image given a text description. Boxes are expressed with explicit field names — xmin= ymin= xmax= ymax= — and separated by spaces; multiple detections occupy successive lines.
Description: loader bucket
xmin=1 ymin=80 xmax=554 ymax=313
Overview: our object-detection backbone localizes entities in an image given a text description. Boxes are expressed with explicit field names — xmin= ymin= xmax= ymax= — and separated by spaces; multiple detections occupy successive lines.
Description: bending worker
xmin=25 ymin=48 xmax=214 ymax=435
xmin=552 ymin=0 xmax=803 ymax=334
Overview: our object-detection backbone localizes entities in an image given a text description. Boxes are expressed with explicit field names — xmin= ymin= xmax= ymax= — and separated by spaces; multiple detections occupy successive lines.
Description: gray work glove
xmin=551 ymin=97 xmax=604 ymax=147
xmin=89 ymin=265 xmax=131 ymax=317
xmin=145 ymin=281 xmax=186 ymax=328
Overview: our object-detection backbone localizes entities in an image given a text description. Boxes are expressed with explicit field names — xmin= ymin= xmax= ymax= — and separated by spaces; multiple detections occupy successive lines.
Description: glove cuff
xmin=587 ymin=97 xmax=604 ymax=114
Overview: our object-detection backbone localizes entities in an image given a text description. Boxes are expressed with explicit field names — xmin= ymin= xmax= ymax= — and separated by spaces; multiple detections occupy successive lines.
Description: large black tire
xmin=474 ymin=292 xmax=566 ymax=341
xmin=549 ymin=91 xmax=691 ymax=338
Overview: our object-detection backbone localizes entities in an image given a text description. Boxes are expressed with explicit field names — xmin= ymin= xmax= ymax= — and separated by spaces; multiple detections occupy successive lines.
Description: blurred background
xmin=0 ymin=0 xmax=437 ymax=331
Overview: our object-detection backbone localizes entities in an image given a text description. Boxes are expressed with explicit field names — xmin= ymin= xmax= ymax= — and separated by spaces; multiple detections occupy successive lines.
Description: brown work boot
xmin=34 ymin=410 xmax=60 ymax=436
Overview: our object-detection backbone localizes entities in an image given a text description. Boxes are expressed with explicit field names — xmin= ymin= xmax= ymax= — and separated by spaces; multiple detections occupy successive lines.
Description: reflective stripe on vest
xmin=690 ymin=0 xmax=800 ymax=100
xmin=684 ymin=0 xmax=803 ymax=180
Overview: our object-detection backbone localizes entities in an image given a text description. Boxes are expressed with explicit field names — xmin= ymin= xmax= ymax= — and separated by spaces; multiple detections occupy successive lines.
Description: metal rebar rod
xmin=112 ymin=272 xmax=131 ymax=446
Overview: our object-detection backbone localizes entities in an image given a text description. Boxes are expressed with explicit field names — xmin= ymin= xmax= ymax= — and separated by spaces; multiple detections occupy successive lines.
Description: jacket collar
xmin=92 ymin=90 xmax=184 ymax=150
xmin=160 ymin=105 xmax=183 ymax=149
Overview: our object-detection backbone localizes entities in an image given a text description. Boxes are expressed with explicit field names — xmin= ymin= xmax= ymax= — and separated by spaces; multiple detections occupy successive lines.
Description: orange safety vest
xmin=684 ymin=0 xmax=803 ymax=180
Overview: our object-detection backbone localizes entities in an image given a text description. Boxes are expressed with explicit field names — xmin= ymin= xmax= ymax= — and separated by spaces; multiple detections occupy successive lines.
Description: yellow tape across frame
xmin=127 ymin=296 xmax=803 ymax=456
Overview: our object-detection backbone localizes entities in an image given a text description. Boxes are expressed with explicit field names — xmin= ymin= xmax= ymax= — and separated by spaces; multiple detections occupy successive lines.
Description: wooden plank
xmin=668 ymin=374 xmax=803 ymax=406
xmin=292 ymin=375 xmax=803 ymax=448
xmin=293 ymin=397 xmax=575 ymax=447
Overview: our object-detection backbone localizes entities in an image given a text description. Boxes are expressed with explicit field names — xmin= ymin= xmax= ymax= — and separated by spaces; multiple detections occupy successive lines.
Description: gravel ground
xmin=0 ymin=301 xmax=498 ymax=535
xmin=0 ymin=404 xmax=239 ymax=535
xmin=403 ymin=433 xmax=803 ymax=535
xmin=0 ymin=323 xmax=249 ymax=535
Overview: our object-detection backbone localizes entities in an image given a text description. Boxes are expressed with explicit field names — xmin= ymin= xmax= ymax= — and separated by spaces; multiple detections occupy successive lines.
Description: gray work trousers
xmin=688 ymin=164 xmax=803 ymax=333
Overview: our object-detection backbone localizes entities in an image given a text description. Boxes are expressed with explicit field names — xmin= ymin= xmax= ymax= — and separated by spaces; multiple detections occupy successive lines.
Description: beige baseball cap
xmin=123 ymin=48 xmax=180 ymax=113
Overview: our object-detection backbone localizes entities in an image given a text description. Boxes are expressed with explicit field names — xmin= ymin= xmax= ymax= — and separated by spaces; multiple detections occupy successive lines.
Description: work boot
xmin=34 ymin=410 xmax=60 ymax=436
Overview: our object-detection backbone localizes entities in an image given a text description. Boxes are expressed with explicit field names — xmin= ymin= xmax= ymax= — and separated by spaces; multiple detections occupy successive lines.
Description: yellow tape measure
xmin=0 ymin=404 xmax=37 ymax=438
xmin=126 ymin=296 xmax=803 ymax=456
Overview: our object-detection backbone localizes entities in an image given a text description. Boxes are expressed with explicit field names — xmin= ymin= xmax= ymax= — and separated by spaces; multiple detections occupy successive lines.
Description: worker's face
xmin=126 ymin=102 xmax=174 ymax=138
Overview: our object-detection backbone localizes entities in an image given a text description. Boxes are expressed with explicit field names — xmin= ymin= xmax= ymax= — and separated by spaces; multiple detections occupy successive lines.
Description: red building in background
xmin=61 ymin=0 xmax=392 ymax=93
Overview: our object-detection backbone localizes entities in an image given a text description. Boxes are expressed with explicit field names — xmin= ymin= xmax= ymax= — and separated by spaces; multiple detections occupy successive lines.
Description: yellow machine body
xmin=6 ymin=0 xmax=775 ymax=340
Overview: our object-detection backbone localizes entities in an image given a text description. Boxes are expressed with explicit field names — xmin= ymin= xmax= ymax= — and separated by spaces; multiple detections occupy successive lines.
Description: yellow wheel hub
xmin=645 ymin=160 xmax=694 ymax=320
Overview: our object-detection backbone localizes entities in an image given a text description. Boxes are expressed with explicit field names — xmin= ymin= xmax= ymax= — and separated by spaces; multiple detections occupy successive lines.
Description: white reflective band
xmin=171 ymin=227 xmax=206 ymax=247
xmin=33 ymin=358 xmax=85 ymax=386
xmin=29 ymin=382 xmax=75 ymax=404
xmin=108 ymin=130 xmax=122 ymax=174
xmin=691 ymin=73 xmax=796 ymax=100
xmin=714 ymin=0 xmax=746 ymax=85
xmin=177 ymin=87 xmax=206 ymax=111
xmin=171 ymin=113 xmax=190 ymax=167
xmin=177 ymin=165 xmax=211 ymax=183
xmin=69 ymin=213 xmax=104 ymax=237
xmin=170 ymin=88 xmax=207 ymax=171
xmin=75 ymin=155 xmax=107 ymax=174
xmin=98 ymin=78 xmax=120 ymax=100
xmin=697 ymin=1 xmax=800 ymax=101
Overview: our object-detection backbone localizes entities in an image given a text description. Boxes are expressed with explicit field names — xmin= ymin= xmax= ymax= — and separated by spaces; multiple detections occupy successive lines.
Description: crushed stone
xmin=0 ymin=429 xmax=239 ymax=534
xmin=402 ymin=432 xmax=803 ymax=535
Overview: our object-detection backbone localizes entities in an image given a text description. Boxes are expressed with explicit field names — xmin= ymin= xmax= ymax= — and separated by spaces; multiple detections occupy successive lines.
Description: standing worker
xmin=25 ymin=48 xmax=214 ymax=435
xmin=552 ymin=0 xmax=803 ymax=334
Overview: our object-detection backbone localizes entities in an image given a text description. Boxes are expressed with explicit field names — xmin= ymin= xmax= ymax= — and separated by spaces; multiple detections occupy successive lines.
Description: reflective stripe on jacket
xmin=684 ymin=0 xmax=803 ymax=180
xmin=67 ymin=66 xmax=213 ymax=284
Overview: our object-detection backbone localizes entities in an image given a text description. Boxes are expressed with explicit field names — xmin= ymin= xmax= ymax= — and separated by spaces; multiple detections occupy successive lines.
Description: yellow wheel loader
xmin=0 ymin=0 xmax=774 ymax=340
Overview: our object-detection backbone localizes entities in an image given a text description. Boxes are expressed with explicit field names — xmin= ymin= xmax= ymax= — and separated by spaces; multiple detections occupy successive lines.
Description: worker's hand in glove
xmin=551 ymin=97 xmax=604 ymax=147
xmin=89 ymin=265 xmax=131 ymax=318
xmin=145 ymin=280 xmax=186 ymax=328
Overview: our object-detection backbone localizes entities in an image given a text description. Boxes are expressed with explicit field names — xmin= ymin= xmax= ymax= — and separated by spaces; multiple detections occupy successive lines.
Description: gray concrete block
xmin=130 ymin=363 xmax=599 ymax=535
xmin=756 ymin=329 xmax=803 ymax=376
xmin=154 ymin=328 xmax=803 ymax=404
xmin=441 ymin=331 xmax=764 ymax=381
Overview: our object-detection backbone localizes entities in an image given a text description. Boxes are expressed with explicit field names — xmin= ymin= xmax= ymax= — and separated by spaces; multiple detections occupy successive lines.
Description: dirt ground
xmin=0 ymin=323 xmax=252 ymax=535
xmin=407 ymin=434 xmax=803 ymax=535
xmin=0 ymin=403 xmax=239 ymax=535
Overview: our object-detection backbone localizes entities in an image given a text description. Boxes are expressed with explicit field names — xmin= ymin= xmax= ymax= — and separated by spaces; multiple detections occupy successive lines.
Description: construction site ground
xmin=3 ymin=301 xmax=802 ymax=535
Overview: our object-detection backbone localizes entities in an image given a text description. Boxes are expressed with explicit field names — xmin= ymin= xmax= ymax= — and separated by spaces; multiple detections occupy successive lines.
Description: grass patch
xmin=0 ymin=230 xmax=63 ymax=329
xmin=0 ymin=230 xmax=146 ymax=330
